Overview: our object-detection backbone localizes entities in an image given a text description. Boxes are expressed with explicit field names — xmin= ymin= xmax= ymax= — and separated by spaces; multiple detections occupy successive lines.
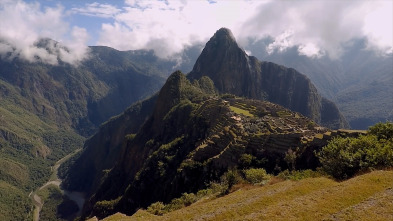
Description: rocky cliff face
xmin=188 ymin=28 xmax=348 ymax=129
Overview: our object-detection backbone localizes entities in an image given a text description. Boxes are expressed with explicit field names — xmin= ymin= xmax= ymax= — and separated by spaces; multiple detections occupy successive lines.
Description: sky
xmin=0 ymin=0 xmax=392 ymax=65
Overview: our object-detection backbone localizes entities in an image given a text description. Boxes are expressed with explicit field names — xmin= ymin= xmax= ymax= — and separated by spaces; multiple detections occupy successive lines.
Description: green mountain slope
xmin=0 ymin=41 xmax=180 ymax=220
xmin=96 ymin=170 xmax=393 ymax=221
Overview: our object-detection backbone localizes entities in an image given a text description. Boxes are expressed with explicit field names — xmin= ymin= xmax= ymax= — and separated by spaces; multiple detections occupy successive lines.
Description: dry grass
xmin=101 ymin=170 xmax=393 ymax=221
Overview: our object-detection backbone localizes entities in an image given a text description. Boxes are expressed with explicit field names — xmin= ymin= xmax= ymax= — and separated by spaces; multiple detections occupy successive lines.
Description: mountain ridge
xmin=63 ymin=28 xmax=351 ymax=219
xmin=188 ymin=28 xmax=348 ymax=129
xmin=244 ymin=38 xmax=393 ymax=129
xmin=68 ymin=70 xmax=347 ymax=219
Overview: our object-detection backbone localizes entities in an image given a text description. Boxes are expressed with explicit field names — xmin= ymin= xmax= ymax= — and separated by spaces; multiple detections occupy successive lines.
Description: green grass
xmin=229 ymin=106 xmax=254 ymax=117
xmin=102 ymin=170 xmax=393 ymax=221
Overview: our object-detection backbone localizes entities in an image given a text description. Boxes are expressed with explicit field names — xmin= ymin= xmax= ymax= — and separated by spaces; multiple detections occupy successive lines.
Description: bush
xmin=147 ymin=201 xmax=165 ymax=215
xmin=221 ymin=169 xmax=242 ymax=193
xmin=317 ymin=137 xmax=363 ymax=179
xmin=239 ymin=154 xmax=254 ymax=169
xmin=369 ymin=122 xmax=393 ymax=140
xmin=243 ymin=168 xmax=270 ymax=184
xmin=317 ymin=123 xmax=393 ymax=180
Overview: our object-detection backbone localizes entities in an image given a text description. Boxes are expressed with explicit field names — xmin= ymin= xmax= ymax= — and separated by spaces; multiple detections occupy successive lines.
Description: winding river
xmin=30 ymin=148 xmax=85 ymax=221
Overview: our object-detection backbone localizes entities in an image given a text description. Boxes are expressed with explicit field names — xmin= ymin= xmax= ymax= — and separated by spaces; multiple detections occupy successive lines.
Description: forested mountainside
xmin=0 ymin=40 xmax=183 ymax=220
xmin=245 ymin=38 xmax=393 ymax=129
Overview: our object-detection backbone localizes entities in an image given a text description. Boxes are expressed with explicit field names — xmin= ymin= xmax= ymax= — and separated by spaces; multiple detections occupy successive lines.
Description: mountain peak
xmin=205 ymin=27 xmax=239 ymax=51
xmin=188 ymin=28 xmax=348 ymax=129
xmin=214 ymin=27 xmax=236 ymax=42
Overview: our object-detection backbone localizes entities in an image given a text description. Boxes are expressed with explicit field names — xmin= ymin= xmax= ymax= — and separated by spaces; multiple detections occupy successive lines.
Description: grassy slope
xmin=98 ymin=170 xmax=393 ymax=221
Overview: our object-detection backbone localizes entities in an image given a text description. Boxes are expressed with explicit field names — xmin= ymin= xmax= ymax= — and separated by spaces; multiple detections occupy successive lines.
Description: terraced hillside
xmin=68 ymin=71 xmax=358 ymax=219
xmin=93 ymin=170 xmax=393 ymax=221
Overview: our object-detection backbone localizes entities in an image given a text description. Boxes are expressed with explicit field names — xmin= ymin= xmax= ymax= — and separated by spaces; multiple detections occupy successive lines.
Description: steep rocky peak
xmin=188 ymin=28 xmax=348 ymax=129
xmin=210 ymin=27 xmax=237 ymax=47
xmin=199 ymin=27 xmax=243 ymax=59
xmin=189 ymin=28 xmax=251 ymax=92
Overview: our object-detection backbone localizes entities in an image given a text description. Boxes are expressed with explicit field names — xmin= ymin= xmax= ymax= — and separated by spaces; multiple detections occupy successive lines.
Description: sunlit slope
xmin=98 ymin=170 xmax=393 ymax=221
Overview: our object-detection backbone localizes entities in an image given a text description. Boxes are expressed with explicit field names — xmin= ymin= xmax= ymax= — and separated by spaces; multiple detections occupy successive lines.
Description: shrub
xmin=179 ymin=192 xmax=197 ymax=207
xmin=317 ymin=137 xmax=364 ymax=179
xmin=221 ymin=169 xmax=242 ymax=194
xmin=239 ymin=154 xmax=254 ymax=169
xmin=243 ymin=168 xmax=270 ymax=184
xmin=147 ymin=201 xmax=165 ymax=215
xmin=369 ymin=122 xmax=393 ymax=140
xmin=317 ymin=124 xmax=393 ymax=180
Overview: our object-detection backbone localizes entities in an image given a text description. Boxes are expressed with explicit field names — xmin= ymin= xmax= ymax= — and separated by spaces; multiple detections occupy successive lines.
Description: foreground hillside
xmin=94 ymin=170 xmax=393 ymax=221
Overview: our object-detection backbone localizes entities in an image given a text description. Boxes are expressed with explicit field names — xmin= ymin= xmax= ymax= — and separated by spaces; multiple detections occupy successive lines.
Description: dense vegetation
xmin=0 ymin=43 xmax=183 ymax=220
xmin=317 ymin=122 xmax=393 ymax=179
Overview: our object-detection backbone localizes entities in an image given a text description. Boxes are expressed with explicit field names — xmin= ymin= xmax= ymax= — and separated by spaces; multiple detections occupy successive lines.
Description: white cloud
xmin=362 ymin=1 xmax=393 ymax=54
xmin=96 ymin=0 xmax=261 ymax=59
xmin=71 ymin=2 xmax=121 ymax=18
xmin=0 ymin=0 xmax=90 ymax=65
xmin=2 ymin=0 xmax=390 ymax=64
xmin=241 ymin=0 xmax=393 ymax=59
xmin=94 ymin=0 xmax=392 ymax=60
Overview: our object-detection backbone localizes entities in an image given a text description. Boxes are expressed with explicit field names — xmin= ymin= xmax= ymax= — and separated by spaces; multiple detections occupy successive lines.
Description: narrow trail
xmin=30 ymin=148 xmax=83 ymax=221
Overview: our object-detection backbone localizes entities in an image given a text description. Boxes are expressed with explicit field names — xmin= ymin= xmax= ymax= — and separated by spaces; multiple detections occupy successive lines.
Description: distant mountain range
xmin=243 ymin=38 xmax=393 ymax=129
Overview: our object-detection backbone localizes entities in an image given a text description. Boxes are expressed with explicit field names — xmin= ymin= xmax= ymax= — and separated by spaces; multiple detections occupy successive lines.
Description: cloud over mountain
xmin=0 ymin=0 xmax=90 ymax=65
xmin=0 ymin=0 xmax=391 ymax=64
xmin=90 ymin=0 xmax=392 ymax=60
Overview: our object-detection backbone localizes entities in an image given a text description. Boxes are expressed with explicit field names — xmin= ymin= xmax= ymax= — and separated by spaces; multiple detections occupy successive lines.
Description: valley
xmin=30 ymin=148 xmax=83 ymax=221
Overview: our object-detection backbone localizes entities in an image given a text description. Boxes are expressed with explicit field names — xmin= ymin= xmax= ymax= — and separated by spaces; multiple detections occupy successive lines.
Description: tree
xmin=369 ymin=122 xmax=393 ymax=141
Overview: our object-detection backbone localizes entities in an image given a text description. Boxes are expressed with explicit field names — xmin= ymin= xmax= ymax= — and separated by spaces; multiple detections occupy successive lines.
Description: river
xmin=30 ymin=148 xmax=85 ymax=221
